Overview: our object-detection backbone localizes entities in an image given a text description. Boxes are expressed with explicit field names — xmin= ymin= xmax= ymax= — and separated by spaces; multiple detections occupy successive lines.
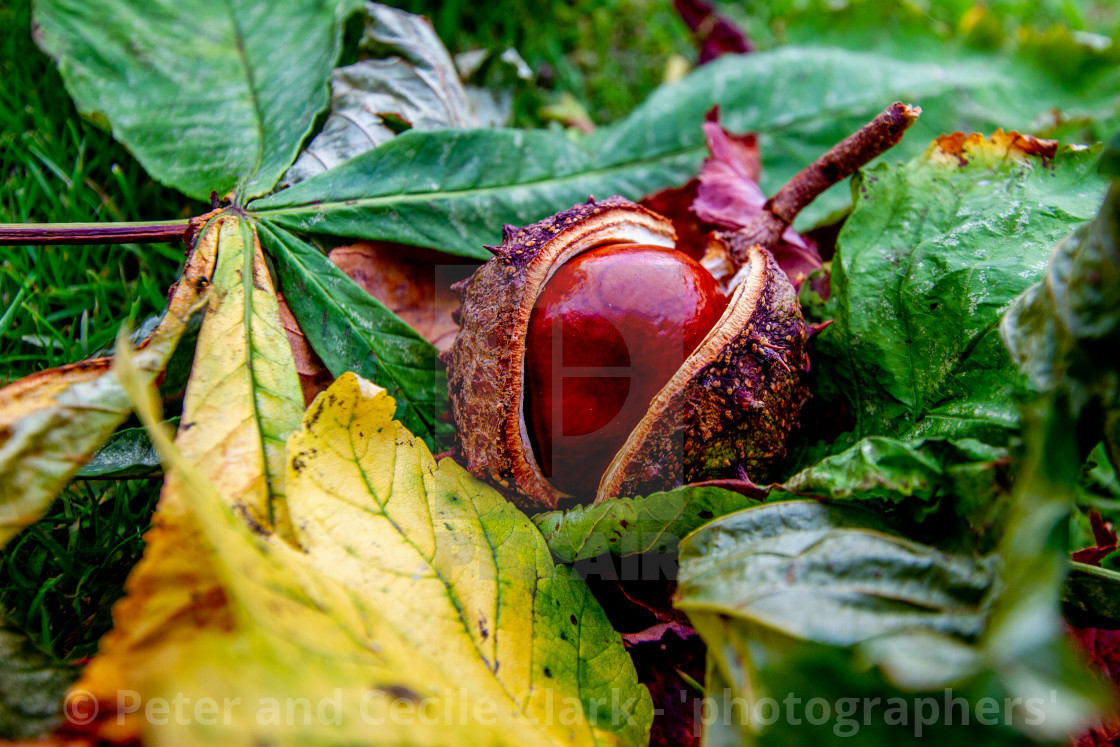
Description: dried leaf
xmin=275 ymin=292 xmax=334 ymax=406
xmin=1072 ymin=511 xmax=1120 ymax=566
xmin=691 ymin=118 xmax=822 ymax=287
xmin=328 ymin=241 xmax=472 ymax=352
xmin=280 ymin=3 xmax=479 ymax=187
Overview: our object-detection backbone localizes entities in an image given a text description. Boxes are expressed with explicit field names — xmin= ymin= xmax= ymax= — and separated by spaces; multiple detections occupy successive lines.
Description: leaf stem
xmin=728 ymin=101 xmax=921 ymax=263
xmin=0 ymin=220 xmax=191 ymax=246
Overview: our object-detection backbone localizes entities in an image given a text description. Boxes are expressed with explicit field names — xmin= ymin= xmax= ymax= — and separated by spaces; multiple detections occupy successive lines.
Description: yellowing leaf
xmin=923 ymin=129 xmax=1058 ymax=167
xmin=175 ymin=215 xmax=305 ymax=537
xmin=81 ymin=364 xmax=651 ymax=746
xmin=70 ymin=214 xmax=304 ymax=740
xmin=0 ymin=237 xmax=210 ymax=546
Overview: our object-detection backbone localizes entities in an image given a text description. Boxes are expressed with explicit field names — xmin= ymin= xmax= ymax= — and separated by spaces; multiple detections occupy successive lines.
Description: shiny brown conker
xmin=524 ymin=243 xmax=727 ymax=496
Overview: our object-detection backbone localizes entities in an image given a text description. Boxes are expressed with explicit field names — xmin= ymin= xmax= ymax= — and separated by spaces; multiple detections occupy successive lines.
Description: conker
xmin=445 ymin=196 xmax=809 ymax=508
xmin=524 ymin=243 xmax=727 ymax=496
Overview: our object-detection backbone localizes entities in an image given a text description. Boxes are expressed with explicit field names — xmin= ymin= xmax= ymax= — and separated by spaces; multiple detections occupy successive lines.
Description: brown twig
xmin=0 ymin=220 xmax=191 ymax=246
xmin=727 ymin=101 xmax=921 ymax=264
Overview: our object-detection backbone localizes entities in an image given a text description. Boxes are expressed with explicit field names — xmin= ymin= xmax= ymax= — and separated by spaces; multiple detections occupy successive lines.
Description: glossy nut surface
xmin=524 ymin=243 xmax=727 ymax=497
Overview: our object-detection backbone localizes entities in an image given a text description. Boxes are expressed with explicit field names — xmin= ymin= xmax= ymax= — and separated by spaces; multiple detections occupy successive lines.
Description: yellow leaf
xmin=78 ymin=363 xmax=651 ymax=746
xmin=69 ymin=214 xmax=305 ymax=740
xmin=174 ymin=214 xmax=305 ymax=537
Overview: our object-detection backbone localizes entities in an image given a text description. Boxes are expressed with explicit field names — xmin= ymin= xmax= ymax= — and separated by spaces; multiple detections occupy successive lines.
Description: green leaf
xmin=677 ymin=494 xmax=1104 ymax=744
xmin=776 ymin=436 xmax=1012 ymax=536
xmin=780 ymin=437 xmax=1002 ymax=499
xmin=0 ymin=615 xmax=76 ymax=739
xmin=1000 ymin=181 xmax=1120 ymax=430
xmin=533 ymin=437 xmax=1010 ymax=563
xmin=109 ymin=366 xmax=652 ymax=746
xmin=251 ymin=126 xmax=698 ymax=259
xmin=533 ymin=486 xmax=759 ymax=563
xmin=816 ymin=139 xmax=1107 ymax=449
xmin=249 ymin=45 xmax=1106 ymax=258
xmin=258 ymin=219 xmax=448 ymax=448
xmin=675 ymin=501 xmax=996 ymax=648
xmin=33 ymin=0 xmax=360 ymax=202
xmin=1062 ymin=562 xmax=1120 ymax=627
xmin=75 ymin=421 xmax=177 ymax=479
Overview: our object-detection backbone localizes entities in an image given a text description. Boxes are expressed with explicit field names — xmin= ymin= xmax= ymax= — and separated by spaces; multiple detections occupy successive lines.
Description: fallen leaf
xmin=673 ymin=0 xmax=752 ymax=64
xmin=69 ymin=214 xmax=305 ymax=741
xmin=261 ymin=222 xmax=452 ymax=450
xmin=1068 ymin=626 xmax=1120 ymax=747
xmin=172 ymin=215 xmax=305 ymax=538
xmin=279 ymin=3 xmax=480 ymax=187
xmin=1072 ymin=511 xmax=1120 ymax=566
xmin=927 ymin=129 xmax=1059 ymax=166
xmin=0 ymin=238 xmax=209 ymax=546
xmin=641 ymin=179 xmax=706 ymax=260
xmin=0 ymin=615 xmax=77 ymax=739
xmin=275 ymin=292 xmax=334 ymax=406
xmin=328 ymin=241 xmax=474 ymax=352
xmin=78 ymin=361 xmax=652 ymax=746
xmin=691 ymin=118 xmax=822 ymax=287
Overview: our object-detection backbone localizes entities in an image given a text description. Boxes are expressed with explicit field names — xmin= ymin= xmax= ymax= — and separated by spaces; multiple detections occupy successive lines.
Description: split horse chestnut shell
xmin=445 ymin=196 xmax=810 ymax=509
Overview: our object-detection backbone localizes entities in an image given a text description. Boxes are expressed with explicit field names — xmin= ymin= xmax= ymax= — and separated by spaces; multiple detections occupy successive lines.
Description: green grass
xmin=0 ymin=481 xmax=161 ymax=660
xmin=0 ymin=0 xmax=195 ymax=660
xmin=0 ymin=1 xmax=197 ymax=381
xmin=392 ymin=0 xmax=695 ymax=126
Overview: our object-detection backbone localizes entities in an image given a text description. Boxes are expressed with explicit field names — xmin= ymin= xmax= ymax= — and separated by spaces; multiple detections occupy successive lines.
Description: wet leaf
xmin=34 ymin=0 xmax=361 ymax=201
xmin=533 ymin=485 xmax=759 ymax=563
xmin=1064 ymin=563 xmax=1120 ymax=628
xmin=535 ymin=436 xmax=1010 ymax=563
xmin=676 ymin=491 xmax=1105 ymax=744
xmin=815 ymin=134 xmax=1107 ymax=449
xmin=259 ymin=220 xmax=449 ymax=449
xmin=775 ymin=436 xmax=1012 ymax=534
xmin=676 ymin=501 xmax=996 ymax=649
xmin=1001 ymin=181 xmax=1120 ymax=466
xmin=280 ymin=3 xmax=479 ymax=187
xmin=75 ymin=421 xmax=177 ymax=479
